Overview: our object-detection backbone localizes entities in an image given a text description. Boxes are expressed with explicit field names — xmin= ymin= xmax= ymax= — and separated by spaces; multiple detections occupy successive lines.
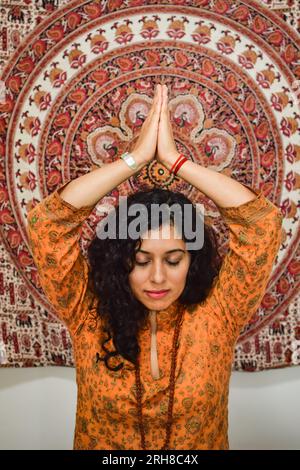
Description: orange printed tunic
xmin=26 ymin=181 xmax=283 ymax=450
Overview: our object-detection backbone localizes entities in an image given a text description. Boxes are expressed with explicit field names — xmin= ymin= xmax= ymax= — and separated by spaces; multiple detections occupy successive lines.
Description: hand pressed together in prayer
xmin=156 ymin=84 xmax=179 ymax=167
xmin=132 ymin=84 xmax=180 ymax=169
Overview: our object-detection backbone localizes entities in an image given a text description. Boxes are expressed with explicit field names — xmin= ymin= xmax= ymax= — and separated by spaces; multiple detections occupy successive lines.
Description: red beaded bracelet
xmin=170 ymin=153 xmax=188 ymax=175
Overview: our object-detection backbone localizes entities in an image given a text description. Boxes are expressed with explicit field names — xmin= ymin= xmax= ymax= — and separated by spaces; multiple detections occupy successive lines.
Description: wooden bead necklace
xmin=134 ymin=305 xmax=184 ymax=450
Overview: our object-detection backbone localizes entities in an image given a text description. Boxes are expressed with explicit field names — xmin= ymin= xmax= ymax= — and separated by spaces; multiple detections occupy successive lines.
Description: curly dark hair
xmin=87 ymin=187 xmax=222 ymax=372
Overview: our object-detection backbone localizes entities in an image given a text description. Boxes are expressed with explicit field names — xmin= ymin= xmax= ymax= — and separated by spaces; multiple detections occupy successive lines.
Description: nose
xmin=149 ymin=260 xmax=166 ymax=284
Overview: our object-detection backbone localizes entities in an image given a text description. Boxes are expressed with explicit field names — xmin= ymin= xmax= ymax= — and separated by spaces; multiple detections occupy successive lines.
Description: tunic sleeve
xmin=205 ymin=183 xmax=284 ymax=340
xmin=26 ymin=181 xmax=96 ymax=337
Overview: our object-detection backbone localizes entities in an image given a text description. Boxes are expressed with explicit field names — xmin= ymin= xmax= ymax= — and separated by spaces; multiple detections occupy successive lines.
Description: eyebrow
xmin=136 ymin=249 xmax=186 ymax=254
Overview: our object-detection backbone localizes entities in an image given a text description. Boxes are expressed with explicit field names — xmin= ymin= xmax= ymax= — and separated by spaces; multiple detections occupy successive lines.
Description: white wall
xmin=0 ymin=366 xmax=299 ymax=450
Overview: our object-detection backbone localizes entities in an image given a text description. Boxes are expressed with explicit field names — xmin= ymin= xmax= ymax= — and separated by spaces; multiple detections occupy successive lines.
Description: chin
xmin=142 ymin=296 xmax=174 ymax=310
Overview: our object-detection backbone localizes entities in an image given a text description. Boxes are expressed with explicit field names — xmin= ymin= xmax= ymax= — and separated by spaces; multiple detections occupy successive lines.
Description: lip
xmin=145 ymin=290 xmax=170 ymax=299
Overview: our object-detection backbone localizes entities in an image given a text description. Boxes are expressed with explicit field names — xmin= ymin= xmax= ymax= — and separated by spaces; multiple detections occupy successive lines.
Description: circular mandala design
xmin=1 ymin=0 xmax=299 ymax=342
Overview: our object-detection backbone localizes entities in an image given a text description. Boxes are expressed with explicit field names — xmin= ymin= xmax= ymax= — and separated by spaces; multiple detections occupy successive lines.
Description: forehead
xmin=137 ymin=225 xmax=186 ymax=253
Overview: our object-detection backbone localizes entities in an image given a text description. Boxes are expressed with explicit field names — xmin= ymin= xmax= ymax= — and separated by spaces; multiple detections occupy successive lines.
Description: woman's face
xmin=128 ymin=224 xmax=191 ymax=311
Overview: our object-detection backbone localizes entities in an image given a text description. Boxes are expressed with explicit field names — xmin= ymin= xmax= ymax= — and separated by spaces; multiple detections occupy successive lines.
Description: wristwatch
xmin=120 ymin=151 xmax=138 ymax=170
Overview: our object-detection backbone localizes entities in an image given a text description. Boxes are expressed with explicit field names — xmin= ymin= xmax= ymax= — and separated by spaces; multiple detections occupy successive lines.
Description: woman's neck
xmin=149 ymin=310 xmax=157 ymax=332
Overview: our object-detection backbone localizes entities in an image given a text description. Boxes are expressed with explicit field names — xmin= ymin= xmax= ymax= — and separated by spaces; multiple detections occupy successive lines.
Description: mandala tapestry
xmin=0 ymin=0 xmax=299 ymax=370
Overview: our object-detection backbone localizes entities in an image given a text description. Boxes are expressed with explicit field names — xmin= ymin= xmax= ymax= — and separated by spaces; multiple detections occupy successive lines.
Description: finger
xmin=146 ymin=85 xmax=158 ymax=119
xmin=161 ymin=85 xmax=168 ymax=114
xmin=155 ymin=85 xmax=162 ymax=110
xmin=148 ymin=85 xmax=162 ymax=119
xmin=158 ymin=87 xmax=168 ymax=127
xmin=153 ymin=84 xmax=161 ymax=107
xmin=154 ymin=92 xmax=162 ymax=123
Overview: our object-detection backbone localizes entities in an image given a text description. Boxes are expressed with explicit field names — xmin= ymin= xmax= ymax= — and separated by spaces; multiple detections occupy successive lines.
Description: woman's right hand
xmin=131 ymin=84 xmax=162 ymax=166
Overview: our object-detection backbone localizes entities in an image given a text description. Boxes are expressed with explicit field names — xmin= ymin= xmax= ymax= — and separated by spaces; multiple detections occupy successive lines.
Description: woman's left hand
xmin=156 ymin=85 xmax=180 ymax=169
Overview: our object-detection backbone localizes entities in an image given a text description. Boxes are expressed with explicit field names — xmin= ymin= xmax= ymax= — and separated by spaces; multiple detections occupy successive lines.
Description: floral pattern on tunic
xmin=27 ymin=181 xmax=283 ymax=450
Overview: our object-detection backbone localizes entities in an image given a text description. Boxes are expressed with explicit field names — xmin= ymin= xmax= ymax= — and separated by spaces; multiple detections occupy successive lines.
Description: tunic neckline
xmin=145 ymin=298 xmax=183 ymax=333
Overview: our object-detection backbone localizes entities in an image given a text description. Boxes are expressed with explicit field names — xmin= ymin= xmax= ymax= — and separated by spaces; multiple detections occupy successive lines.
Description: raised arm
xmin=157 ymin=85 xmax=283 ymax=339
xmin=27 ymin=183 xmax=96 ymax=337
xmin=58 ymin=84 xmax=162 ymax=209
xmin=27 ymin=85 xmax=162 ymax=337
xmin=157 ymin=84 xmax=259 ymax=209
xmin=26 ymin=153 xmax=150 ymax=337
xmin=205 ymin=184 xmax=282 ymax=339
xmin=162 ymin=157 xmax=283 ymax=339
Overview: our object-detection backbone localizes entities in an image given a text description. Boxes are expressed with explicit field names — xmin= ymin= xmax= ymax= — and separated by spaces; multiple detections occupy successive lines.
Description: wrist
xmin=161 ymin=152 xmax=181 ymax=171
xmin=130 ymin=150 xmax=149 ymax=171
xmin=119 ymin=150 xmax=147 ymax=173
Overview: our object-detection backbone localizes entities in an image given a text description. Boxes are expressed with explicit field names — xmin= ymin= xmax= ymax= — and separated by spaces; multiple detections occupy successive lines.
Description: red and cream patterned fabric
xmin=26 ymin=182 xmax=282 ymax=449
xmin=0 ymin=0 xmax=299 ymax=370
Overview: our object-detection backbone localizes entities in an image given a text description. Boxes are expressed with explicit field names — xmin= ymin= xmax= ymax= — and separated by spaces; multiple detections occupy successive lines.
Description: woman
xmin=27 ymin=84 xmax=283 ymax=450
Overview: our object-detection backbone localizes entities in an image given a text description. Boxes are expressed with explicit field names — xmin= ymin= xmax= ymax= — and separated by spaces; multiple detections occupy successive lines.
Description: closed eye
xmin=135 ymin=260 xmax=180 ymax=266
